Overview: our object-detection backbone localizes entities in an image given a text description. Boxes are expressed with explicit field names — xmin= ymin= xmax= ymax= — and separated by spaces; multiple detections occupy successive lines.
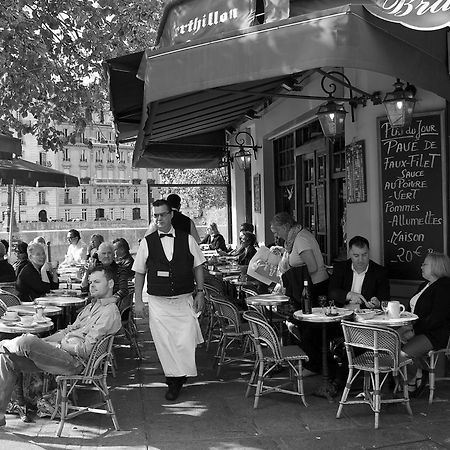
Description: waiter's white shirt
xmin=132 ymin=227 xmax=205 ymax=278
xmin=350 ymin=264 xmax=369 ymax=294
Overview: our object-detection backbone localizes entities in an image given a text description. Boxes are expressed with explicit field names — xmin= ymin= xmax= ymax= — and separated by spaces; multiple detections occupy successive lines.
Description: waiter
xmin=133 ymin=199 xmax=205 ymax=401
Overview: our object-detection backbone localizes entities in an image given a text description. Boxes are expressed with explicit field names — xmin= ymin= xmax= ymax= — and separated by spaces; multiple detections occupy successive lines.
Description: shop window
xmin=274 ymin=133 xmax=295 ymax=214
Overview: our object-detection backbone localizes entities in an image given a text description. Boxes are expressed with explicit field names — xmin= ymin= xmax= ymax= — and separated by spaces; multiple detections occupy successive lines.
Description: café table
xmin=8 ymin=304 xmax=62 ymax=318
xmin=245 ymin=293 xmax=289 ymax=325
xmin=293 ymin=307 xmax=354 ymax=402
xmin=0 ymin=317 xmax=54 ymax=335
xmin=35 ymin=295 xmax=88 ymax=327
xmin=354 ymin=310 xmax=418 ymax=327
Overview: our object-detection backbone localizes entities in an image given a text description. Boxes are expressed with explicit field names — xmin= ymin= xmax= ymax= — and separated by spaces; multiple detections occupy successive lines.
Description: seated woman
xmin=237 ymin=232 xmax=257 ymax=266
xmin=200 ymin=223 xmax=227 ymax=252
xmin=13 ymin=241 xmax=29 ymax=278
xmin=16 ymin=242 xmax=59 ymax=302
xmin=0 ymin=242 xmax=15 ymax=282
xmin=402 ymin=252 xmax=450 ymax=396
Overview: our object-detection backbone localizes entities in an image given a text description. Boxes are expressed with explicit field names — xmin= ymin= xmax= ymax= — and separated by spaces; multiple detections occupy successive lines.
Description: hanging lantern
xmin=383 ymin=79 xmax=417 ymax=128
xmin=317 ymin=100 xmax=347 ymax=138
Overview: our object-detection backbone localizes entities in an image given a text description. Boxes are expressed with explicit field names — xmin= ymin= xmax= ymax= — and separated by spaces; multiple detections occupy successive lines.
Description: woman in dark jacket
xmin=237 ymin=231 xmax=257 ymax=266
xmin=403 ymin=252 xmax=450 ymax=394
xmin=16 ymin=242 xmax=59 ymax=302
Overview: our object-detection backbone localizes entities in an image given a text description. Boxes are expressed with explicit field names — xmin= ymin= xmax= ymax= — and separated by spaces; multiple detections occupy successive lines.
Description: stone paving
xmin=1 ymin=313 xmax=450 ymax=450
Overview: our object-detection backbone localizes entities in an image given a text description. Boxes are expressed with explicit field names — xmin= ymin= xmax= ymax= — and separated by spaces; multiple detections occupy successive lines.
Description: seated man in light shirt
xmin=0 ymin=266 xmax=121 ymax=427
xmin=328 ymin=235 xmax=390 ymax=309
xmin=60 ymin=229 xmax=87 ymax=266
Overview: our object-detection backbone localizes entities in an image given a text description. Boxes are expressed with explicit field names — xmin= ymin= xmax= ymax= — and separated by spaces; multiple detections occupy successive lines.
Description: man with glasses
xmin=61 ymin=229 xmax=87 ymax=267
xmin=133 ymin=199 xmax=205 ymax=401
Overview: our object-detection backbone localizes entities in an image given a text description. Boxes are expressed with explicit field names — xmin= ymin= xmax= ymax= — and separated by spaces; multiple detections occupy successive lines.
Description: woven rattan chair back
xmin=82 ymin=334 xmax=115 ymax=381
xmin=210 ymin=294 xmax=242 ymax=333
xmin=243 ymin=310 xmax=282 ymax=360
xmin=0 ymin=290 xmax=21 ymax=308
xmin=341 ymin=320 xmax=401 ymax=369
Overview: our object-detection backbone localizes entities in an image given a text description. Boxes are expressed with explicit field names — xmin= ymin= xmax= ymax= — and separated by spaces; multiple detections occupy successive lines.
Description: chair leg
xmin=401 ymin=367 xmax=413 ymax=415
xmin=254 ymin=360 xmax=265 ymax=409
xmin=373 ymin=372 xmax=380 ymax=430
xmin=296 ymin=360 xmax=308 ymax=407
xmin=429 ymin=354 xmax=437 ymax=404
xmin=99 ymin=378 xmax=120 ymax=431
xmin=56 ymin=380 xmax=68 ymax=437
xmin=110 ymin=350 xmax=117 ymax=378
xmin=216 ymin=334 xmax=228 ymax=377
xmin=336 ymin=367 xmax=353 ymax=418
xmin=246 ymin=359 xmax=259 ymax=398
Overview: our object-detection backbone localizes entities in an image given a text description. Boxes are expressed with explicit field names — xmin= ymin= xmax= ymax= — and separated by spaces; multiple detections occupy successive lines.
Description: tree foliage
xmin=158 ymin=169 xmax=229 ymax=215
xmin=0 ymin=0 xmax=164 ymax=150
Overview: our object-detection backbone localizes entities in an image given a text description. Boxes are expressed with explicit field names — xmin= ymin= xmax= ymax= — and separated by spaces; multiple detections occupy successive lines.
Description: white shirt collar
xmin=351 ymin=263 xmax=369 ymax=276
xmin=158 ymin=226 xmax=175 ymax=236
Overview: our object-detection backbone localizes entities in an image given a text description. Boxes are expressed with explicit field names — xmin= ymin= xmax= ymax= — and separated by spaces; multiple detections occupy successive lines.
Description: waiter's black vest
xmin=145 ymin=230 xmax=194 ymax=296
xmin=172 ymin=210 xmax=191 ymax=234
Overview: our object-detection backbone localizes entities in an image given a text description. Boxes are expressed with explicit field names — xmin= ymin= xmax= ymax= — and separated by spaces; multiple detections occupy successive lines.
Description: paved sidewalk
xmin=2 ymin=312 xmax=450 ymax=450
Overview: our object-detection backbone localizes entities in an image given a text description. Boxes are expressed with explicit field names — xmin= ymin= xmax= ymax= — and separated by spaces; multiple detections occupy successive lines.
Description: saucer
xmin=33 ymin=316 xmax=52 ymax=324
xmin=1 ymin=316 xmax=19 ymax=323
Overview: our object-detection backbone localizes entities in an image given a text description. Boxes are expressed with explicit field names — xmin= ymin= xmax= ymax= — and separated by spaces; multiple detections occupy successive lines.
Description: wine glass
xmin=318 ymin=295 xmax=327 ymax=314
xmin=381 ymin=301 xmax=389 ymax=317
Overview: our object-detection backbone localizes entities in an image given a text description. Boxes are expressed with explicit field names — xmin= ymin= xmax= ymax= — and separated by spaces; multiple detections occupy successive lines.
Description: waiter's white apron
xmin=147 ymin=293 xmax=204 ymax=377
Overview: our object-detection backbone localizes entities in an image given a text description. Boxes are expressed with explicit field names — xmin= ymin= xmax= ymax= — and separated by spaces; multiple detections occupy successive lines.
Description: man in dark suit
xmin=328 ymin=235 xmax=390 ymax=308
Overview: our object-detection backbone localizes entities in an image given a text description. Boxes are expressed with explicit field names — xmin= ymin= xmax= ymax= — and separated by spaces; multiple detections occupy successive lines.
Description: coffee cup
xmin=4 ymin=311 xmax=19 ymax=321
xmin=20 ymin=316 xmax=34 ymax=327
xmin=387 ymin=301 xmax=405 ymax=319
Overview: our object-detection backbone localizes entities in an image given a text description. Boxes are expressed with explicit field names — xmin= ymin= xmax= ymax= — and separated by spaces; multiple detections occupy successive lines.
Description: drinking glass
xmin=381 ymin=301 xmax=389 ymax=317
xmin=318 ymin=295 xmax=327 ymax=314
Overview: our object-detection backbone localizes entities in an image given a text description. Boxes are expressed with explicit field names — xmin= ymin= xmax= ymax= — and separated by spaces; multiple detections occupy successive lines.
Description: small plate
xmin=17 ymin=322 xmax=38 ymax=328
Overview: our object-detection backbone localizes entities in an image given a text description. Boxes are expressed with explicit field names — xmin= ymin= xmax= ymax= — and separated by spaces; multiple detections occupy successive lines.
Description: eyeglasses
xmin=67 ymin=236 xmax=77 ymax=240
xmin=153 ymin=212 xmax=170 ymax=219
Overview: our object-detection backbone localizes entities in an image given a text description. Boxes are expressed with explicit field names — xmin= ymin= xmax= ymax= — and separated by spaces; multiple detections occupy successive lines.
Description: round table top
xmin=35 ymin=296 xmax=88 ymax=307
xmin=0 ymin=318 xmax=54 ymax=334
xmin=246 ymin=294 xmax=290 ymax=306
xmin=294 ymin=307 xmax=354 ymax=323
xmin=8 ymin=304 xmax=62 ymax=317
xmin=355 ymin=311 xmax=418 ymax=327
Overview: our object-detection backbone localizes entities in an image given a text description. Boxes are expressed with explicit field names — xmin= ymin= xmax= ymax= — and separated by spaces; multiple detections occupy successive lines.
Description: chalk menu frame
xmin=379 ymin=111 xmax=447 ymax=281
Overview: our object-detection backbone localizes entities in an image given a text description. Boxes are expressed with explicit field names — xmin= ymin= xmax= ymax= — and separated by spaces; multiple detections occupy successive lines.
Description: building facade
xmin=1 ymin=115 xmax=155 ymax=224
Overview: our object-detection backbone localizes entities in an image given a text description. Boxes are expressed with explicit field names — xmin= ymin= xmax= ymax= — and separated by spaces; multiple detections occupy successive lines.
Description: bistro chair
xmin=0 ymin=290 xmax=21 ymax=308
xmin=425 ymin=334 xmax=450 ymax=404
xmin=51 ymin=334 xmax=119 ymax=437
xmin=209 ymin=294 xmax=253 ymax=376
xmin=337 ymin=321 xmax=413 ymax=429
xmin=243 ymin=310 xmax=308 ymax=408
xmin=203 ymin=283 xmax=223 ymax=351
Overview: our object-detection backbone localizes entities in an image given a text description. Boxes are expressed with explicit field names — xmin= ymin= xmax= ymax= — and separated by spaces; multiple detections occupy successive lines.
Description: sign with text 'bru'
xmin=380 ymin=112 xmax=445 ymax=280
xmin=365 ymin=1 xmax=450 ymax=31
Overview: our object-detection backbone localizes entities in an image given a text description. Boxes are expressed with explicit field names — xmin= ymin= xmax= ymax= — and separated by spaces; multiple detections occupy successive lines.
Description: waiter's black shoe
xmin=165 ymin=376 xmax=186 ymax=401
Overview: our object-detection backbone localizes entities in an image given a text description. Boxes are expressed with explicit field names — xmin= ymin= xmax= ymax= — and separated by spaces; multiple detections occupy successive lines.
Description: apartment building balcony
xmin=63 ymin=199 xmax=73 ymax=205
xmin=93 ymin=179 xmax=131 ymax=185
xmin=132 ymin=179 xmax=141 ymax=184
xmin=81 ymin=199 xmax=89 ymax=204
xmin=80 ymin=177 xmax=91 ymax=184
xmin=133 ymin=198 xmax=141 ymax=204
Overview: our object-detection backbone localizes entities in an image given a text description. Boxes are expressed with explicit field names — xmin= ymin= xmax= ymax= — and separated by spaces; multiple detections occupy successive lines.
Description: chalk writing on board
xmin=380 ymin=112 xmax=444 ymax=280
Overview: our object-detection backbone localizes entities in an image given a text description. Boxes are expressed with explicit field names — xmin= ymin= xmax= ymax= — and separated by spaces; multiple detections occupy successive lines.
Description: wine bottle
xmin=302 ymin=280 xmax=312 ymax=314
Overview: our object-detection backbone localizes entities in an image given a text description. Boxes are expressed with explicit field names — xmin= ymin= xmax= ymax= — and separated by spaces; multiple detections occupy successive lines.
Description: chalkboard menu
xmin=380 ymin=112 xmax=445 ymax=280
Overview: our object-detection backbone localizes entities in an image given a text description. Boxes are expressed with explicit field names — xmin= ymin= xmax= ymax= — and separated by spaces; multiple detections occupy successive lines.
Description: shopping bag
xmin=247 ymin=246 xmax=283 ymax=285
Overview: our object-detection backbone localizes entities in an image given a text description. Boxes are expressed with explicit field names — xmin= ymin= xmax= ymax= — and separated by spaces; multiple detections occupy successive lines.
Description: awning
xmin=106 ymin=3 xmax=450 ymax=168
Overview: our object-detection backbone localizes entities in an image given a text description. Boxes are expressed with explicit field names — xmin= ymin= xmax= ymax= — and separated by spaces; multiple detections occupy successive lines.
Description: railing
xmin=81 ymin=199 xmax=89 ymax=204
xmin=64 ymin=199 xmax=73 ymax=204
